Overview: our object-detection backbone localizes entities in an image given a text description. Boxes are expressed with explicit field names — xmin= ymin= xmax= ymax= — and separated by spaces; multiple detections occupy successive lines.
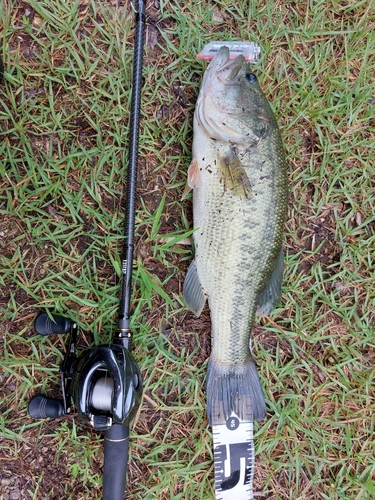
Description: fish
xmin=183 ymin=46 xmax=288 ymax=426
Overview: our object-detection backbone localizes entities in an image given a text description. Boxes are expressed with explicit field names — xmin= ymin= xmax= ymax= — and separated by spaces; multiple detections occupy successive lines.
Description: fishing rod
xmin=28 ymin=1 xmax=147 ymax=499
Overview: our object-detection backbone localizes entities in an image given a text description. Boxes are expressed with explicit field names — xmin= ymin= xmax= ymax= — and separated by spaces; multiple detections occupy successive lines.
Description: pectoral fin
xmin=182 ymin=158 xmax=201 ymax=200
xmin=217 ymin=147 xmax=252 ymax=199
xmin=256 ymin=247 xmax=284 ymax=317
xmin=188 ymin=158 xmax=201 ymax=188
xmin=183 ymin=260 xmax=207 ymax=317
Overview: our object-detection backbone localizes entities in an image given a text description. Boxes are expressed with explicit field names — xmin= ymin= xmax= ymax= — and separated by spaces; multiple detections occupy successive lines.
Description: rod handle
xmin=103 ymin=425 xmax=129 ymax=500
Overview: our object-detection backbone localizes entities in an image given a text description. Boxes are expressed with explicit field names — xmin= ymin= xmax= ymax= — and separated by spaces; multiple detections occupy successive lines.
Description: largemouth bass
xmin=183 ymin=46 xmax=288 ymax=426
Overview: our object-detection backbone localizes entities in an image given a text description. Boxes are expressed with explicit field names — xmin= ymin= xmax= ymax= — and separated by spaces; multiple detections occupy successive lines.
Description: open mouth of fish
xmin=209 ymin=46 xmax=246 ymax=85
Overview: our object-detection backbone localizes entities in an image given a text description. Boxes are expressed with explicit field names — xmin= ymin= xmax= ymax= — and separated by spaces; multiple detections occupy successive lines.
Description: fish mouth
xmin=209 ymin=46 xmax=246 ymax=84
xmin=196 ymin=45 xmax=252 ymax=143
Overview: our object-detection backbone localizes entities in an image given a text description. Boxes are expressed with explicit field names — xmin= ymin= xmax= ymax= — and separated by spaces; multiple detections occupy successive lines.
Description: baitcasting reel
xmin=28 ymin=313 xmax=142 ymax=431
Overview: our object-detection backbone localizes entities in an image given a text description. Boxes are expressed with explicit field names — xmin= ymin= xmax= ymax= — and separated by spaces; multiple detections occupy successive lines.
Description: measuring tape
xmin=213 ymin=414 xmax=255 ymax=500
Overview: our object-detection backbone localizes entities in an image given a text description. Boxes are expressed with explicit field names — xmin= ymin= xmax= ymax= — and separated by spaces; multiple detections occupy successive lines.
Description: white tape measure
xmin=213 ymin=414 xmax=255 ymax=500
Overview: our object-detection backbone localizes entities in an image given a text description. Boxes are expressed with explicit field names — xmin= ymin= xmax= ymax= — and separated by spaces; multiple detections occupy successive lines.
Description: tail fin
xmin=206 ymin=357 xmax=267 ymax=426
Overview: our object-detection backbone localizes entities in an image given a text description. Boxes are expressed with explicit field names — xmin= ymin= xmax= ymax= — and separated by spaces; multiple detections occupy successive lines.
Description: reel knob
xmin=34 ymin=313 xmax=72 ymax=336
xmin=28 ymin=394 xmax=65 ymax=419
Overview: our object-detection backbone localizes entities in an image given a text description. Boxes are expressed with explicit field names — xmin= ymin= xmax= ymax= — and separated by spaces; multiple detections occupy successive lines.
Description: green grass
xmin=1 ymin=0 xmax=375 ymax=499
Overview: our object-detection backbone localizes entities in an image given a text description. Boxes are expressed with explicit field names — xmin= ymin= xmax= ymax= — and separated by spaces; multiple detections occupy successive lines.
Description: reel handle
xmin=28 ymin=394 xmax=65 ymax=419
xmin=34 ymin=313 xmax=72 ymax=336
xmin=103 ymin=425 xmax=129 ymax=500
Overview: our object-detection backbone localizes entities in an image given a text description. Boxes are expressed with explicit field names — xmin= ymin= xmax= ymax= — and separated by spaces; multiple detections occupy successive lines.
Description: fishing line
xmin=91 ymin=377 xmax=114 ymax=412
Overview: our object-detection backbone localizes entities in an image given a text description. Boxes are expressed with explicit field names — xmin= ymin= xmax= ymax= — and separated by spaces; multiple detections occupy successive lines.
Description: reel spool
xmin=91 ymin=377 xmax=114 ymax=412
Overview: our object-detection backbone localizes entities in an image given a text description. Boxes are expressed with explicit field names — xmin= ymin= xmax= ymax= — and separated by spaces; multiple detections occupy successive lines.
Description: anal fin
xmin=256 ymin=247 xmax=284 ymax=317
xmin=183 ymin=260 xmax=207 ymax=317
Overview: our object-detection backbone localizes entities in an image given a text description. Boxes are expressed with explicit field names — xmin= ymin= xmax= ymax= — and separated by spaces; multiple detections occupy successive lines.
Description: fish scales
xmin=183 ymin=47 xmax=288 ymax=425
xmin=195 ymin=137 xmax=286 ymax=364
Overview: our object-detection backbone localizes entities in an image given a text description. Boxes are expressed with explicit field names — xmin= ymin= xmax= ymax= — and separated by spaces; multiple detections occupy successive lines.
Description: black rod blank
xmin=118 ymin=0 xmax=147 ymax=333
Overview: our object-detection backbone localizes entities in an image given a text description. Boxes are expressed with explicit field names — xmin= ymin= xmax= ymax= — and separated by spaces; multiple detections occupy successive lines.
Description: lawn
xmin=1 ymin=0 xmax=374 ymax=499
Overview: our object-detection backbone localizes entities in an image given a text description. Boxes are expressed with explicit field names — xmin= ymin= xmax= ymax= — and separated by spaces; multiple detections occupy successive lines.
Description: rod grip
xmin=103 ymin=425 xmax=129 ymax=500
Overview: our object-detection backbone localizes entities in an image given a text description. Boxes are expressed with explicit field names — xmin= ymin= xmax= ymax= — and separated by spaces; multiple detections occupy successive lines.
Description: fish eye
xmin=246 ymin=73 xmax=257 ymax=84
